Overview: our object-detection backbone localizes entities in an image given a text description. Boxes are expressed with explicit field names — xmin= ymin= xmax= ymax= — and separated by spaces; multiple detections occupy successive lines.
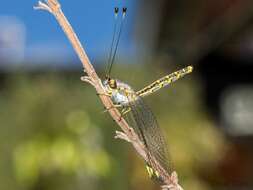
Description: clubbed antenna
xmin=107 ymin=7 xmax=127 ymax=78
xmin=106 ymin=7 xmax=119 ymax=78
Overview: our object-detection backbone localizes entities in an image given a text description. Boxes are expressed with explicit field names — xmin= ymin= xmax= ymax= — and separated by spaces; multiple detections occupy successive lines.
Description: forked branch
xmin=34 ymin=1 xmax=183 ymax=189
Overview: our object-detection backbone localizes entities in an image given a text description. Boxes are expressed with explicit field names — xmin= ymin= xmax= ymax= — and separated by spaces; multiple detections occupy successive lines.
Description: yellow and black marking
xmin=136 ymin=66 xmax=193 ymax=97
xmin=146 ymin=164 xmax=163 ymax=182
xmin=108 ymin=78 xmax=117 ymax=89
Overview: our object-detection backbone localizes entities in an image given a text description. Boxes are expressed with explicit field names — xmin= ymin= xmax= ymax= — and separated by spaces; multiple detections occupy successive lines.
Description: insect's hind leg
xmin=103 ymin=105 xmax=128 ymax=122
xmin=117 ymin=107 xmax=131 ymax=122
xmin=121 ymin=107 xmax=131 ymax=115
xmin=102 ymin=104 xmax=131 ymax=122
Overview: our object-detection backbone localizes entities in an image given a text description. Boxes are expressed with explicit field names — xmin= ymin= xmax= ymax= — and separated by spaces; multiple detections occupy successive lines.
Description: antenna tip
xmin=114 ymin=7 xmax=119 ymax=14
xmin=122 ymin=7 xmax=127 ymax=18
xmin=123 ymin=7 xmax=127 ymax=13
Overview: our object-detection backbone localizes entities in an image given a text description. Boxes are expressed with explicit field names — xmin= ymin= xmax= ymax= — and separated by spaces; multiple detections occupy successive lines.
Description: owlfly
xmin=90 ymin=6 xmax=192 ymax=184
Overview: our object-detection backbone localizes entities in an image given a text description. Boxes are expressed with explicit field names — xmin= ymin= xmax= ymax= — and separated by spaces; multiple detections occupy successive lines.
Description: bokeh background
xmin=0 ymin=0 xmax=253 ymax=190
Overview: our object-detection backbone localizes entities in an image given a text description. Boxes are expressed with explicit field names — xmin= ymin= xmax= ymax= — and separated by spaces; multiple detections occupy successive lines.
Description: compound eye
xmin=109 ymin=79 xmax=117 ymax=89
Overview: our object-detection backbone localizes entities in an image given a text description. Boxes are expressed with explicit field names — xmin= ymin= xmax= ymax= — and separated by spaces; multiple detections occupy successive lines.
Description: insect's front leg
xmin=96 ymin=92 xmax=112 ymax=97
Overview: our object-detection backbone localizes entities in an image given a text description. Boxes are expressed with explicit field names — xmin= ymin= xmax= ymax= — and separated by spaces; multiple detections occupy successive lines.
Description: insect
xmin=102 ymin=6 xmax=193 ymax=182
xmin=103 ymin=66 xmax=192 ymax=181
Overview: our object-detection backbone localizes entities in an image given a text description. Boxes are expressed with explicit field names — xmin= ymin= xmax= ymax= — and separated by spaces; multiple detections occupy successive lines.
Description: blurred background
xmin=0 ymin=0 xmax=253 ymax=190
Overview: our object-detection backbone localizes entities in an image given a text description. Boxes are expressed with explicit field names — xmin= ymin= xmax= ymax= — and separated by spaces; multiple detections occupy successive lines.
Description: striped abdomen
xmin=136 ymin=66 xmax=193 ymax=97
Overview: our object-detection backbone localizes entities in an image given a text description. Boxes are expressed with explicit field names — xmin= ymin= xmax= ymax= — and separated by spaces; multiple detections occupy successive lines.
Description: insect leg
xmin=102 ymin=104 xmax=122 ymax=113
xmin=121 ymin=107 xmax=131 ymax=115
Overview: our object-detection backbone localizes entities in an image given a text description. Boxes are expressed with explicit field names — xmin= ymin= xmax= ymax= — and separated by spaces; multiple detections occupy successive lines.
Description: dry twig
xmin=34 ymin=1 xmax=183 ymax=189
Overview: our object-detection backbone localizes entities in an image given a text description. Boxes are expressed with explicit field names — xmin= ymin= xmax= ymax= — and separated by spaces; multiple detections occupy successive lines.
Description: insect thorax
xmin=103 ymin=78 xmax=137 ymax=106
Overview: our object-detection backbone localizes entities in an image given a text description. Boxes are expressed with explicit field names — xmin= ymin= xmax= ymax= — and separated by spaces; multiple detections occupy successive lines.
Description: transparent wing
xmin=124 ymin=96 xmax=170 ymax=173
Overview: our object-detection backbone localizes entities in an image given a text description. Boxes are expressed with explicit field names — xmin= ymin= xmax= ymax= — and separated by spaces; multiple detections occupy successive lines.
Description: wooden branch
xmin=34 ymin=1 xmax=183 ymax=189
